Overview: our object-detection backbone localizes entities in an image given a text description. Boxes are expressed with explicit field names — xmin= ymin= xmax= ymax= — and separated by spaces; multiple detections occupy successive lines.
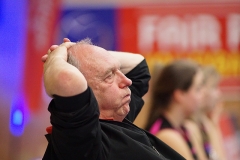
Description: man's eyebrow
xmin=101 ymin=62 xmax=121 ymax=78
xmin=101 ymin=67 xmax=114 ymax=78
xmin=103 ymin=65 xmax=120 ymax=77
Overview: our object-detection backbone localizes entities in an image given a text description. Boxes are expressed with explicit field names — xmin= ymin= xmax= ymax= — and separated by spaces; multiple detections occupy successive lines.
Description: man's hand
xmin=41 ymin=38 xmax=72 ymax=63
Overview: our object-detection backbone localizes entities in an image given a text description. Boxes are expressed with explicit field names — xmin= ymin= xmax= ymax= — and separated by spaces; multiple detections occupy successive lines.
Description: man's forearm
xmin=108 ymin=51 xmax=144 ymax=74
xmin=44 ymin=61 xmax=87 ymax=97
xmin=44 ymin=48 xmax=87 ymax=97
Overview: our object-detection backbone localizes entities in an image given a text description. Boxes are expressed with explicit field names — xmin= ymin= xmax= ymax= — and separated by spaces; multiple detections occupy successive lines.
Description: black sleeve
xmin=47 ymin=87 xmax=102 ymax=160
xmin=125 ymin=59 xmax=151 ymax=122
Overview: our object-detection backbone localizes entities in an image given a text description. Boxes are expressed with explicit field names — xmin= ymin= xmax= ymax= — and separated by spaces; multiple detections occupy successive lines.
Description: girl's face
xmin=181 ymin=70 xmax=204 ymax=116
xmin=202 ymin=77 xmax=221 ymax=112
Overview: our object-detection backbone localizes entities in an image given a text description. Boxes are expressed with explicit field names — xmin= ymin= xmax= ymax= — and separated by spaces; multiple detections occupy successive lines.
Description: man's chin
xmin=122 ymin=105 xmax=130 ymax=115
xmin=117 ymin=105 xmax=129 ymax=116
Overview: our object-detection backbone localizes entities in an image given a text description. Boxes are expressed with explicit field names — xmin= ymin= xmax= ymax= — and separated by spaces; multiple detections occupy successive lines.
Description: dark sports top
xmin=149 ymin=116 xmax=197 ymax=160
xmin=199 ymin=121 xmax=211 ymax=158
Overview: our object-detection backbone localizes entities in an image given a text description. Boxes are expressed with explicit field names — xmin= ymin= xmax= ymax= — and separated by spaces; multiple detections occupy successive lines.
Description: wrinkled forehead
xmin=85 ymin=45 xmax=119 ymax=67
xmin=92 ymin=51 xmax=120 ymax=77
xmin=73 ymin=44 xmax=120 ymax=78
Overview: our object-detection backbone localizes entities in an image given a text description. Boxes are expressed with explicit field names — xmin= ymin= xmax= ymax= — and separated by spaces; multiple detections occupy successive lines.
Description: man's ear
xmin=173 ymin=89 xmax=185 ymax=103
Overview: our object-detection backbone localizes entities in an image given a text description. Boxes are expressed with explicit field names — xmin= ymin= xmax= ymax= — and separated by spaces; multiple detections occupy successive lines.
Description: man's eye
xmin=107 ymin=73 xmax=114 ymax=79
xmin=106 ymin=75 xmax=112 ymax=79
xmin=105 ymin=73 xmax=115 ymax=82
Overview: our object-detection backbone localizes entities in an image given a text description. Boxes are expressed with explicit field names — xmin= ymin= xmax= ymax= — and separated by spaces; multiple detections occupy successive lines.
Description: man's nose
xmin=119 ymin=72 xmax=132 ymax=88
xmin=124 ymin=76 xmax=132 ymax=87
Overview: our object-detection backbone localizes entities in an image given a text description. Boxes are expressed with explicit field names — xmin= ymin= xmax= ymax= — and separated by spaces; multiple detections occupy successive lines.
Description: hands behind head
xmin=41 ymin=38 xmax=75 ymax=63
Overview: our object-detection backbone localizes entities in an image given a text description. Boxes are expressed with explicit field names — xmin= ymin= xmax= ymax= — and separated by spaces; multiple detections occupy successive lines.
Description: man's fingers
xmin=41 ymin=54 xmax=48 ymax=62
xmin=59 ymin=41 xmax=75 ymax=49
xmin=50 ymin=45 xmax=58 ymax=50
xmin=63 ymin=38 xmax=71 ymax=43
xmin=47 ymin=40 xmax=73 ymax=54
xmin=47 ymin=45 xmax=58 ymax=54
xmin=43 ymin=40 xmax=75 ymax=63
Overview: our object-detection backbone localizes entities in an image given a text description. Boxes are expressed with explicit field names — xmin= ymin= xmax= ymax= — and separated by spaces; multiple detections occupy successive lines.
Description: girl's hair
xmin=202 ymin=65 xmax=220 ymax=87
xmin=145 ymin=59 xmax=200 ymax=130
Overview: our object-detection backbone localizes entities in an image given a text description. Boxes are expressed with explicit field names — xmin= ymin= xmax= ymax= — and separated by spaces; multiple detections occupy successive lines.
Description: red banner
xmin=22 ymin=0 xmax=61 ymax=112
xmin=116 ymin=3 xmax=240 ymax=93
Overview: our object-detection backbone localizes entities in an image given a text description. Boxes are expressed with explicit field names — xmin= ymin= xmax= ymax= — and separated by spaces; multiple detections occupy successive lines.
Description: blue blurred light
xmin=10 ymin=95 xmax=27 ymax=137
xmin=12 ymin=109 xmax=23 ymax=126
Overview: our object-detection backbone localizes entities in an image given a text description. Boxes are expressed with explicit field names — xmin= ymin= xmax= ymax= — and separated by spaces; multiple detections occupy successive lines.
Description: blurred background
xmin=0 ymin=0 xmax=239 ymax=159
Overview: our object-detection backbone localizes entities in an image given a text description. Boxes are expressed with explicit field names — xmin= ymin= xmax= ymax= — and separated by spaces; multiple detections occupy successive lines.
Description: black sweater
xmin=43 ymin=60 xmax=185 ymax=160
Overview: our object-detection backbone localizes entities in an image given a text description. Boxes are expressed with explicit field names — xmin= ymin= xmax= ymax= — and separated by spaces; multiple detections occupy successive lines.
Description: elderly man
xmin=42 ymin=38 xmax=185 ymax=160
